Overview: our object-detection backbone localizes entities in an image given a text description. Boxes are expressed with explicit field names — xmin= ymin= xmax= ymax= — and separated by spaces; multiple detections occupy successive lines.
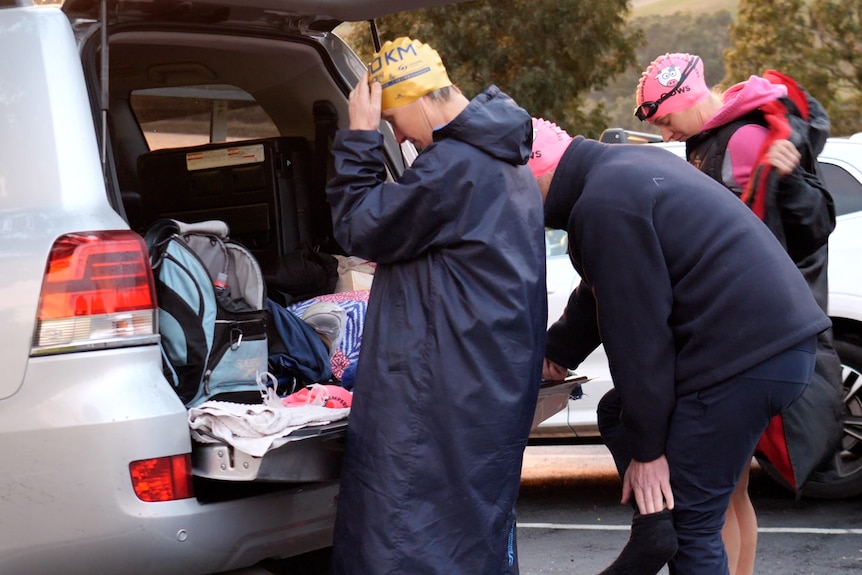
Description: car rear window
xmin=130 ymin=85 xmax=279 ymax=151
xmin=820 ymin=162 xmax=862 ymax=217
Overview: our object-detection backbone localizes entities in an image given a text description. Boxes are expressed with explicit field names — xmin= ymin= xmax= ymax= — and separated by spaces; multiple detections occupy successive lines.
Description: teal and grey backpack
xmin=145 ymin=219 xmax=269 ymax=407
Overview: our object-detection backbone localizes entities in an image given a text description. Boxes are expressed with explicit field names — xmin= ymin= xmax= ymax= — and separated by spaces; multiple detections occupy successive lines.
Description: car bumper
xmin=0 ymin=345 xmax=337 ymax=574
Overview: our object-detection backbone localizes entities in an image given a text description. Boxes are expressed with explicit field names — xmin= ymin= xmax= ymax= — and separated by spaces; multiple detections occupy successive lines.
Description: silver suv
xmin=0 ymin=1 xmax=570 ymax=573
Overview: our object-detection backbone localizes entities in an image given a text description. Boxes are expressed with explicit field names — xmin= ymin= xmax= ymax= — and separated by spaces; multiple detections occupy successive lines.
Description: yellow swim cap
xmin=368 ymin=37 xmax=453 ymax=111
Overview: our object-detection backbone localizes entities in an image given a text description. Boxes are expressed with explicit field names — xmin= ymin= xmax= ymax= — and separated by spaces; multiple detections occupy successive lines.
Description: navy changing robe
xmin=327 ymin=86 xmax=547 ymax=575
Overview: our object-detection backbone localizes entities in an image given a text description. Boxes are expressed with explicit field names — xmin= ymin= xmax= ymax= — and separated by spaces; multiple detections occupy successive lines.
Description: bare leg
xmin=722 ymin=462 xmax=757 ymax=575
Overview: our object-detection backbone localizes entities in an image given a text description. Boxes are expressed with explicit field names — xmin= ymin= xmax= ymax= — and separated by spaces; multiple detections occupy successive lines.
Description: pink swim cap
xmin=529 ymin=118 xmax=573 ymax=178
xmin=635 ymin=53 xmax=710 ymax=121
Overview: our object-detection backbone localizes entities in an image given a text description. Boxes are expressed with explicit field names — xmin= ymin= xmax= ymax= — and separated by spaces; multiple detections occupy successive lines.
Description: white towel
xmin=188 ymin=400 xmax=349 ymax=457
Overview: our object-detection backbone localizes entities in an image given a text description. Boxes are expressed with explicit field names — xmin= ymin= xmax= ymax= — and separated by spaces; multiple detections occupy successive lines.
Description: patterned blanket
xmin=287 ymin=290 xmax=369 ymax=379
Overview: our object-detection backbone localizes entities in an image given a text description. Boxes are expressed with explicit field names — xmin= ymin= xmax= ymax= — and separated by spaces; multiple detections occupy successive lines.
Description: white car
xmin=533 ymin=136 xmax=862 ymax=499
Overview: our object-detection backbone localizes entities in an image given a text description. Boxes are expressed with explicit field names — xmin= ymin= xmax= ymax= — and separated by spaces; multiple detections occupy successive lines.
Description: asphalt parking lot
xmin=516 ymin=445 xmax=862 ymax=574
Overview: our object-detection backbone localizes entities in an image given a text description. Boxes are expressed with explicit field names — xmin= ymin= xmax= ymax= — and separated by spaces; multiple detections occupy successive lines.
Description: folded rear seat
xmin=137 ymin=136 xmax=315 ymax=269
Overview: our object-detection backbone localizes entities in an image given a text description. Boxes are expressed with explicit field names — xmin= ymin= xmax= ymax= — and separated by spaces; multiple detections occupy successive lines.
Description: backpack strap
xmin=143 ymin=218 xmax=181 ymax=268
xmin=174 ymin=219 xmax=229 ymax=239
xmin=686 ymin=112 xmax=763 ymax=189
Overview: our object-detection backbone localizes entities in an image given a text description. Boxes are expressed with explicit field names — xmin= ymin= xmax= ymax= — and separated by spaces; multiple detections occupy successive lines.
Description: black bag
xmin=264 ymin=245 xmax=338 ymax=306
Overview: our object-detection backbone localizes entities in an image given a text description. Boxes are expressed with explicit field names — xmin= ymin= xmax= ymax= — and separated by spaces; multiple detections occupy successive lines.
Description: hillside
xmin=631 ymin=0 xmax=738 ymax=18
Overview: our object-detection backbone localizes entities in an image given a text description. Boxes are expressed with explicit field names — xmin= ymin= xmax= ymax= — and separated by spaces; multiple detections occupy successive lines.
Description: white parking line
xmin=518 ymin=522 xmax=862 ymax=535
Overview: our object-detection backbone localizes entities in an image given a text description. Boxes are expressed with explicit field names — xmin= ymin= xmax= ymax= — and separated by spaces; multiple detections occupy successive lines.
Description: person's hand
xmin=766 ymin=139 xmax=801 ymax=177
xmin=621 ymin=455 xmax=674 ymax=515
xmin=542 ymin=358 xmax=569 ymax=381
xmin=348 ymin=71 xmax=382 ymax=131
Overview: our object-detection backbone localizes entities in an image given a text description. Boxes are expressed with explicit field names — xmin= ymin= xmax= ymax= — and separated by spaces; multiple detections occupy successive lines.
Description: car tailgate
xmin=192 ymin=374 xmax=582 ymax=482
xmin=192 ymin=420 xmax=347 ymax=481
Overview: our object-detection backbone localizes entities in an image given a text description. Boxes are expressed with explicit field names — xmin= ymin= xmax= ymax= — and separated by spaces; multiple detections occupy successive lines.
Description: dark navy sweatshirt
xmin=543 ymin=137 xmax=830 ymax=462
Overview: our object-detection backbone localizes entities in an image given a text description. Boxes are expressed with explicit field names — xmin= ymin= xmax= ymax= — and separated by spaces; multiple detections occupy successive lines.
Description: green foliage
xmin=727 ymin=0 xmax=862 ymax=135
xmin=339 ymin=0 xmax=862 ymax=137
xmin=807 ymin=0 xmax=862 ymax=133
xmin=724 ymin=0 xmax=814 ymax=84
xmin=350 ymin=0 xmax=643 ymax=138
xmin=635 ymin=11 xmax=734 ymax=87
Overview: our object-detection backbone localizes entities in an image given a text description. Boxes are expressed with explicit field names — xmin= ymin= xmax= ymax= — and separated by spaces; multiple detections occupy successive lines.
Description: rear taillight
xmin=32 ymin=230 xmax=158 ymax=355
xmin=130 ymin=454 xmax=195 ymax=502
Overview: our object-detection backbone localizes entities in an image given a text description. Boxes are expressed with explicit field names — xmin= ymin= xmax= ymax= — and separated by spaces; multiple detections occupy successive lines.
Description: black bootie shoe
xmin=597 ymin=509 xmax=678 ymax=575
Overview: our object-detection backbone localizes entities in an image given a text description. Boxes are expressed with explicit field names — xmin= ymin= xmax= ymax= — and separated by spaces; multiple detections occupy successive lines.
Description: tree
xmin=636 ymin=11 xmax=734 ymax=88
xmin=807 ymin=0 xmax=862 ymax=133
xmin=725 ymin=0 xmax=862 ymax=135
xmin=345 ymin=0 xmax=643 ymax=138
xmin=724 ymin=0 xmax=816 ymax=86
